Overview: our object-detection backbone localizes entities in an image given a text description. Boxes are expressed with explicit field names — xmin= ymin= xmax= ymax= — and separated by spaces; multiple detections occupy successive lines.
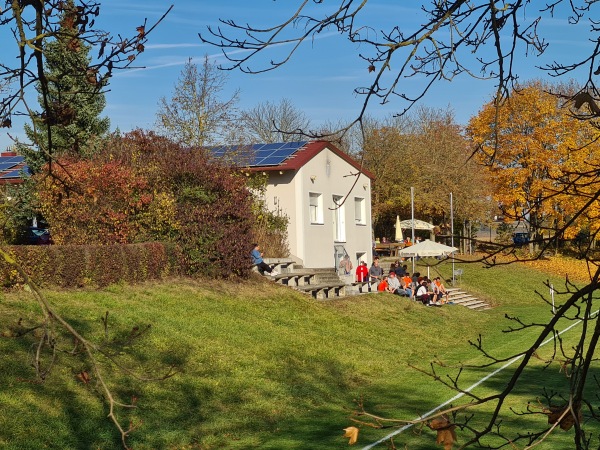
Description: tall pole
xmin=411 ymin=187 xmax=415 ymax=273
xmin=450 ymin=192 xmax=455 ymax=284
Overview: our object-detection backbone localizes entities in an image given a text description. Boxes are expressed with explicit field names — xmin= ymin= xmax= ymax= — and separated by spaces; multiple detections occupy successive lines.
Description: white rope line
xmin=361 ymin=313 xmax=594 ymax=449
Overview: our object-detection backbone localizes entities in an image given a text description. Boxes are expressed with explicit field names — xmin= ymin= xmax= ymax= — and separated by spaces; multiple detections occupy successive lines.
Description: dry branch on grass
xmin=0 ymin=248 xmax=176 ymax=449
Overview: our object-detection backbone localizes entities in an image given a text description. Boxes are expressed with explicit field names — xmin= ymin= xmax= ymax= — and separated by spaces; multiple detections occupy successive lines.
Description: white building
xmin=214 ymin=141 xmax=374 ymax=269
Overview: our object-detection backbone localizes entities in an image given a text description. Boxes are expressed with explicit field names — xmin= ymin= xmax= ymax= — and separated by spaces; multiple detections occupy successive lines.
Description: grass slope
xmin=0 ymin=260 xmax=596 ymax=449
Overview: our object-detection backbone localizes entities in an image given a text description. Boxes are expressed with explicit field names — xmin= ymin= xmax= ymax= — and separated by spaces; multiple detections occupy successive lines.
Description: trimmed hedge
xmin=0 ymin=242 xmax=182 ymax=288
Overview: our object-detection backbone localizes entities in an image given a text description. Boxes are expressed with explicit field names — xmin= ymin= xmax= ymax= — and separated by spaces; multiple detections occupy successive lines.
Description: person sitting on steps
xmin=401 ymin=273 xmax=413 ymax=298
xmin=250 ymin=243 xmax=279 ymax=277
xmin=433 ymin=277 xmax=450 ymax=303
xmin=415 ymin=279 xmax=431 ymax=305
xmin=369 ymin=256 xmax=384 ymax=288
xmin=386 ymin=270 xmax=407 ymax=296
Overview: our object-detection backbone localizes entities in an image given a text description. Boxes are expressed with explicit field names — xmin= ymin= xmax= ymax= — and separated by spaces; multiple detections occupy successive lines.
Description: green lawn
xmin=0 ymin=260 xmax=596 ymax=449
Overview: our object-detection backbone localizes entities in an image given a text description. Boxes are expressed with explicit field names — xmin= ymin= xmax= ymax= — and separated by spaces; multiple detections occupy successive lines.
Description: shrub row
xmin=33 ymin=131 xmax=256 ymax=279
xmin=0 ymin=242 xmax=183 ymax=288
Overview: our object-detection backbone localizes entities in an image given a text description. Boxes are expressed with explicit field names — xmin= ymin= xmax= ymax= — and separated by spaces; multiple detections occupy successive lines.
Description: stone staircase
xmin=446 ymin=287 xmax=492 ymax=311
xmin=273 ymin=266 xmax=347 ymax=299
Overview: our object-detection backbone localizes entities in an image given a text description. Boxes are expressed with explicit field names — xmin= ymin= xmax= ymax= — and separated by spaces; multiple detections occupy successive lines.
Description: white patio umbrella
xmin=397 ymin=219 xmax=435 ymax=230
xmin=395 ymin=215 xmax=403 ymax=241
xmin=396 ymin=239 xmax=457 ymax=257
xmin=397 ymin=239 xmax=458 ymax=278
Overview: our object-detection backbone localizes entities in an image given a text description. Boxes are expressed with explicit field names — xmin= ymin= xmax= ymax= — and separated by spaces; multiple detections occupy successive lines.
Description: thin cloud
xmin=144 ymin=43 xmax=205 ymax=50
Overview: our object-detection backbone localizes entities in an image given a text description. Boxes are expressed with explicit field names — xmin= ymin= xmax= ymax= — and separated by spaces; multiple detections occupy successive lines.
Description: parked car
xmin=26 ymin=227 xmax=52 ymax=245
xmin=512 ymin=232 xmax=529 ymax=247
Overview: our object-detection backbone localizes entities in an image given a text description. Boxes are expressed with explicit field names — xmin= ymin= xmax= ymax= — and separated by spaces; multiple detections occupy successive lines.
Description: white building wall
xmin=264 ymin=145 xmax=373 ymax=270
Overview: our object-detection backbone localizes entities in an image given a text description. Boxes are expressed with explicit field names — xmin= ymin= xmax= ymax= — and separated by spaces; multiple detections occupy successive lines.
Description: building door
xmin=332 ymin=195 xmax=346 ymax=242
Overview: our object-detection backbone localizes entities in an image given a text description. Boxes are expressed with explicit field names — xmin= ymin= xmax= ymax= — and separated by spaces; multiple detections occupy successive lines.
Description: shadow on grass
xmin=0 ymin=365 xmax=124 ymax=449
xmin=0 ymin=320 xmax=183 ymax=450
xmin=345 ymin=363 xmax=600 ymax=449
xmin=136 ymin=346 xmax=367 ymax=449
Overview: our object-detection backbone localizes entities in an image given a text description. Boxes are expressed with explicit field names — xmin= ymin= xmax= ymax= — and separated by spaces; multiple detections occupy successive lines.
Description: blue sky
xmin=1 ymin=1 xmax=597 ymax=149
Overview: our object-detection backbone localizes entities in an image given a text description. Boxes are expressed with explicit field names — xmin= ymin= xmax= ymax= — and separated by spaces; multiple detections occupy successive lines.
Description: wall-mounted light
xmin=363 ymin=183 xmax=368 ymax=190
xmin=310 ymin=175 xmax=317 ymax=183
xmin=279 ymin=170 xmax=284 ymax=175
xmin=326 ymin=159 xmax=331 ymax=177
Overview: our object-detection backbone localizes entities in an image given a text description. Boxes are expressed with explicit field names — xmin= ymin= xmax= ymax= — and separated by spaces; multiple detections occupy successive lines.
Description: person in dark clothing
xmin=394 ymin=260 xmax=405 ymax=277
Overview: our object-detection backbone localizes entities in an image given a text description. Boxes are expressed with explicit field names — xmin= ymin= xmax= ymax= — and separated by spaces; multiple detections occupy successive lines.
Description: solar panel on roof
xmin=0 ymin=162 xmax=19 ymax=171
xmin=0 ymin=155 xmax=23 ymax=164
xmin=1 ymin=155 xmax=23 ymax=161
xmin=271 ymin=148 xmax=295 ymax=157
xmin=254 ymin=149 xmax=272 ymax=158
xmin=257 ymin=143 xmax=281 ymax=151
xmin=209 ymin=141 xmax=308 ymax=167
xmin=259 ymin=156 xmax=287 ymax=166
xmin=0 ymin=168 xmax=26 ymax=179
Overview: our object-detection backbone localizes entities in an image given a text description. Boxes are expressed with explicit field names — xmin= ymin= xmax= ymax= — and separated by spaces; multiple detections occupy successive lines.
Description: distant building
xmin=0 ymin=150 xmax=29 ymax=184
xmin=212 ymin=140 xmax=374 ymax=269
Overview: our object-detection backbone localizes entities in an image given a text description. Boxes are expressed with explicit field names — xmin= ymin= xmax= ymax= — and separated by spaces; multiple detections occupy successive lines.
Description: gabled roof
xmin=210 ymin=140 xmax=374 ymax=180
xmin=0 ymin=152 xmax=29 ymax=184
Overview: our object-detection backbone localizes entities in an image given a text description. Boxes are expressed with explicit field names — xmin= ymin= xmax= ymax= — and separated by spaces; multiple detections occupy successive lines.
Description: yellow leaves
xmin=523 ymin=255 xmax=590 ymax=283
xmin=428 ymin=415 xmax=457 ymax=449
xmin=343 ymin=426 xmax=359 ymax=445
xmin=468 ymin=80 xmax=600 ymax=235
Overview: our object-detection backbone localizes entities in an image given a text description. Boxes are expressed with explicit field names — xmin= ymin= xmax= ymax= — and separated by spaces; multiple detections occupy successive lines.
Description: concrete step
xmin=455 ymin=299 xmax=485 ymax=308
xmin=293 ymin=283 xmax=347 ymax=299
xmin=449 ymin=293 xmax=473 ymax=299
xmin=451 ymin=296 xmax=479 ymax=304
xmin=469 ymin=303 xmax=492 ymax=311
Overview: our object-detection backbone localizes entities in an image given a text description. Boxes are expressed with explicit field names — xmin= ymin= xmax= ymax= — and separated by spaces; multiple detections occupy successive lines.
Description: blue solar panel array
xmin=210 ymin=141 xmax=308 ymax=167
xmin=0 ymin=167 xmax=30 ymax=179
xmin=0 ymin=155 xmax=27 ymax=179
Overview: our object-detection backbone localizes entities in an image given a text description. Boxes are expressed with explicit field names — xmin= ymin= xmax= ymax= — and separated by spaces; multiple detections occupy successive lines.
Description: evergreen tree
xmin=24 ymin=0 xmax=109 ymax=171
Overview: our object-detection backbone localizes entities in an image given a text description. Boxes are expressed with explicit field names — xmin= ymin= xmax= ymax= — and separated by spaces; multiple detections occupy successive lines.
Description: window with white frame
xmin=309 ymin=192 xmax=323 ymax=224
xmin=354 ymin=197 xmax=366 ymax=225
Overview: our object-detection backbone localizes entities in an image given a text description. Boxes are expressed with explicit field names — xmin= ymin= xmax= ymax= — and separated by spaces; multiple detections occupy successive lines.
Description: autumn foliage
xmin=468 ymin=80 xmax=600 ymax=242
xmin=360 ymin=109 xmax=492 ymax=238
xmin=36 ymin=158 xmax=156 ymax=245
xmin=35 ymin=130 xmax=254 ymax=278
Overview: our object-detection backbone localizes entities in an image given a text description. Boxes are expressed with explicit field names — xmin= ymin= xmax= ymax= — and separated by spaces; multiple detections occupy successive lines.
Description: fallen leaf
xmin=437 ymin=428 xmax=457 ymax=449
xmin=429 ymin=415 xmax=457 ymax=449
xmin=76 ymin=370 xmax=90 ymax=384
xmin=343 ymin=426 xmax=359 ymax=445
xmin=546 ymin=405 xmax=582 ymax=431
